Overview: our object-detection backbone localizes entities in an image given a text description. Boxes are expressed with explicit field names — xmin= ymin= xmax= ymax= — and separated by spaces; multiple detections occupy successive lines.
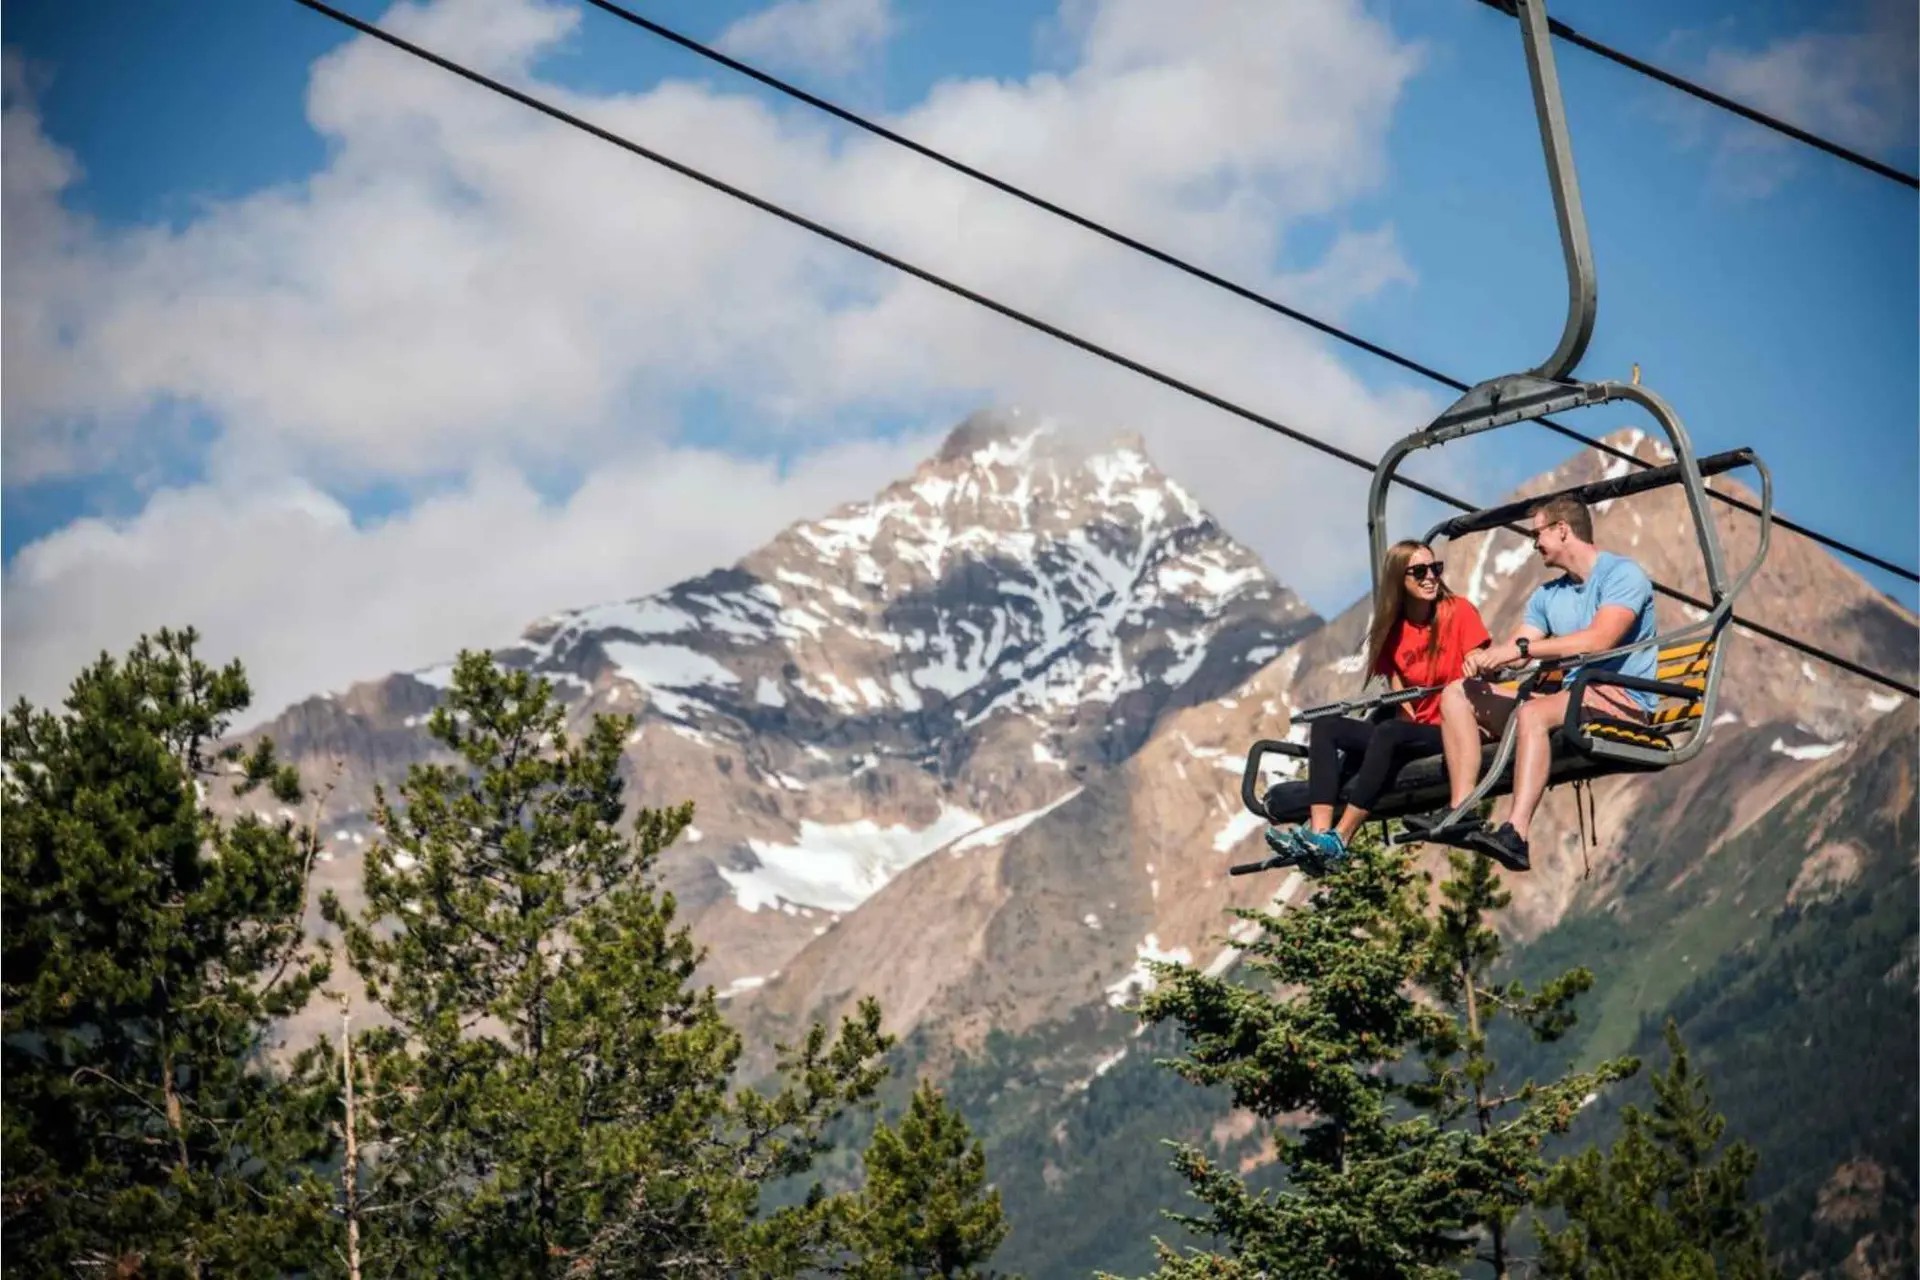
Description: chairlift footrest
xmin=1229 ymin=852 xmax=1301 ymax=877
xmin=1391 ymin=820 xmax=1486 ymax=850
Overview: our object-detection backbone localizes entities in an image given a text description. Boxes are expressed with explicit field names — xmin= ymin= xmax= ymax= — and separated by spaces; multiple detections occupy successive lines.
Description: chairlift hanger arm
xmin=1512 ymin=0 xmax=1597 ymax=381
xmin=1381 ymin=379 xmax=1739 ymax=631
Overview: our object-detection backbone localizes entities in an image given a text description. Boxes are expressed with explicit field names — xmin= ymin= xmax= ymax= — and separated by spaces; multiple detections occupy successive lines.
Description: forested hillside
xmin=1507 ymin=705 xmax=1919 ymax=1278
xmin=784 ymin=709 xmax=1917 ymax=1279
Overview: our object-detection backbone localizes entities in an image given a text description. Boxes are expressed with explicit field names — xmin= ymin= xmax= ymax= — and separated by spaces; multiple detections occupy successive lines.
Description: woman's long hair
xmin=1363 ymin=539 xmax=1456 ymax=680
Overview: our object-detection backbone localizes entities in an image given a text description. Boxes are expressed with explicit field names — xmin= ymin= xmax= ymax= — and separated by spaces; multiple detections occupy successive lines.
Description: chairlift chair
xmin=1231 ymin=0 xmax=1773 ymax=876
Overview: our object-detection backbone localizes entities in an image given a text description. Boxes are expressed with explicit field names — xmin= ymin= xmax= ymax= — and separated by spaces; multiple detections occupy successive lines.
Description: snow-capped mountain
xmin=443 ymin=408 xmax=1299 ymax=771
xmin=245 ymin=409 xmax=1321 ymax=1031
xmin=245 ymin=414 xmax=1913 ymax=1073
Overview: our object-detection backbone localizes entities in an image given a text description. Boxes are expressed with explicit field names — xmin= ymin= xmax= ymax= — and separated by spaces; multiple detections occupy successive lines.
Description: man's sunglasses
xmin=1528 ymin=519 xmax=1567 ymax=549
xmin=1405 ymin=562 xmax=1445 ymax=583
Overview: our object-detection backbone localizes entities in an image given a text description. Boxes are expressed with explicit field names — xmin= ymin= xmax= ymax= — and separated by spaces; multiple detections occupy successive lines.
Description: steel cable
xmin=579 ymin=0 xmax=1919 ymax=585
xmin=289 ymin=0 xmax=1920 ymax=700
xmin=1469 ymin=0 xmax=1919 ymax=190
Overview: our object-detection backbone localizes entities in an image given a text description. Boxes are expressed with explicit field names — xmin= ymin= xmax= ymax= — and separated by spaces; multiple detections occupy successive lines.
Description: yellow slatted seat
xmin=1574 ymin=637 xmax=1717 ymax=752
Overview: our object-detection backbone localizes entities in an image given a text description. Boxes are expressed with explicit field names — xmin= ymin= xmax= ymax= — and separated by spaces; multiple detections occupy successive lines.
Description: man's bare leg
xmin=1506 ymin=692 xmax=1571 ymax=840
xmin=1309 ymin=803 xmax=1336 ymax=833
xmin=1334 ymin=804 xmax=1371 ymax=844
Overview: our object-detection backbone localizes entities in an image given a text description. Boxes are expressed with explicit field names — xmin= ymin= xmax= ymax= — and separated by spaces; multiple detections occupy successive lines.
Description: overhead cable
xmin=289 ymin=0 xmax=1920 ymax=701
xmin=578 ymin=0 xmax=1920 ymax=587
xmin=1470 ymin=0 xmax=1920 ymax=190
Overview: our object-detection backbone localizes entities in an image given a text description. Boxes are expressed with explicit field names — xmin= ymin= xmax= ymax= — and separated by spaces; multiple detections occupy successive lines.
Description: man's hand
xmin=1463 ymin=642 xmax=1523 ymax=679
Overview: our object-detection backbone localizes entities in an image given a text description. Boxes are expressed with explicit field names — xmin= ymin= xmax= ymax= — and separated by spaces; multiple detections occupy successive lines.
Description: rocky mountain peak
xmin=933 ymin=407 xmax=1031 ymax=463
xmin=513 ymin=409 xmax=1290 ymax=745
xmin=245 ymin=410 xmax=1322 ymax=1022
xmin=880 ymin=408 xmax=1198 ymax=545
xmin=932 ymin=406 xmax=1148 ymax=468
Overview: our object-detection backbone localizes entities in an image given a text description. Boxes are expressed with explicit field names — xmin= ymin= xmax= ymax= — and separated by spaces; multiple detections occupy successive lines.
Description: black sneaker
xmin=1405 ymin=813 xmax=1489 ymax=850
xmin=1468 ymin=822 xmax=1531 ymax=873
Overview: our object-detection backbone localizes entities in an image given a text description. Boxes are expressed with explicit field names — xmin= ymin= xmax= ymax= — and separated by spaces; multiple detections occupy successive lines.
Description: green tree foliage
xmin=2 ymin=627 xmax=336 ymax=1276
xmin=1408 ymin=850 xmax=1631 ymax=1276
xmin=1123 ymin=832 xmax=1635 ymax=1279
xmin=843 ymin=1078 xmax=1012 ymax=1278
xmin=321 ymin=651 xmax=903 ymax=1277
xmin=1538 ymin=1018 xmax=1780 ymax=1279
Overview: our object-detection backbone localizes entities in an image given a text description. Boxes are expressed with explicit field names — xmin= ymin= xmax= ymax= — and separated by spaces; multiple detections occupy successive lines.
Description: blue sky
xmin=3 ymin=0 xmax=1914 ymax=714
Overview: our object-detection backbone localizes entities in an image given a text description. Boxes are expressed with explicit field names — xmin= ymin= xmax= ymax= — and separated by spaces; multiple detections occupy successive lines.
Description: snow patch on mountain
xmin=1771 ymin=737 xmax=1847 ymax=762
xmin=719 ymin=805 xmax=986 ymax=914
xmin=1106 ymin=934 xmax=1195 ymax=1007
xmin=1213 ymin=809 xmax=1266 ymax=852
xmin=603 ymin=641 xmax=739 ymax=719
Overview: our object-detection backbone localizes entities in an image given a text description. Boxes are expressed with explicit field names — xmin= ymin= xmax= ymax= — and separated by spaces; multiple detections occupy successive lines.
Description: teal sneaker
xmin=1295 ymin=828 xmax=1349 ymax=871
xmin=1263 ymin=825 xmax=1326 ymax=876
xmin=1262 ymin=825 xmax=1303 ymax=867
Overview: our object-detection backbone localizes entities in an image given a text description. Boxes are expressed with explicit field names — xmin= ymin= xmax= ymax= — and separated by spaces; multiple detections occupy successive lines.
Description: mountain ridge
xmin=243 ymin=408 xmax=1323 ymax=1048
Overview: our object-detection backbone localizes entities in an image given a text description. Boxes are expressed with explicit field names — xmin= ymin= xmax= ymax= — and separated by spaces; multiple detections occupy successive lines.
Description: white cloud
xmin=2 ymin=432 xmax=938 ymax=728
xmin=1704 ymin=1 xmax=1916 ymax=153
xmin=716 ymin=0 xmax=896 ymax=80
xmin=1672 ymin=0 xmax=1917 ymax=193
xmin=5 ymin=0 xmax=1425 ymax=483
xmin=4 ymin=0 xmax=1439 ymax=715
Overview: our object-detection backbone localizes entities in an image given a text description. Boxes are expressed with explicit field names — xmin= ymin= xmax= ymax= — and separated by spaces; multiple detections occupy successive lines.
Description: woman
xmin=1273 ymin=540 xmax=1490 ymax=870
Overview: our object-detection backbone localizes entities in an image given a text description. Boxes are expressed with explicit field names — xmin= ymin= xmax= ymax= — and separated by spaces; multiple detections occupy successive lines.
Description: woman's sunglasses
xmin=1405 ymin=562 xmax=1445 ymax=583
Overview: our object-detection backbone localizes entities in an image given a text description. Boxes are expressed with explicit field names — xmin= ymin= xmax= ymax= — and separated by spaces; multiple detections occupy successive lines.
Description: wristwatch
xmin=1516 ymin=637 xmax=1531 ymax=663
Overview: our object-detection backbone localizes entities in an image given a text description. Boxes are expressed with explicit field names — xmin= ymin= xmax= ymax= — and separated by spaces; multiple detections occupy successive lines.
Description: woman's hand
xmin=1463 ymin=643 xmax=1520 ymax=679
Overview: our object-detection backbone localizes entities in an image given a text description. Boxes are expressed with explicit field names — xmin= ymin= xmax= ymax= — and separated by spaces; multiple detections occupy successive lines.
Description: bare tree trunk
xmin=1463 ymin=964 xmax=1508 ymax=1280
xmin=342 ymin=1009 xmax=363 ymax=1280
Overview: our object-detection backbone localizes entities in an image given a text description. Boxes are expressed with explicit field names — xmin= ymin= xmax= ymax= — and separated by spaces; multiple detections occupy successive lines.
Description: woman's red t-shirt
xmin=1372 ymin=597 xmax=1492 ymax=725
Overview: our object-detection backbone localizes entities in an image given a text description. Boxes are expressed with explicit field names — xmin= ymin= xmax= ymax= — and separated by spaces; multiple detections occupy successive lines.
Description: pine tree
xmin=321 ymin=651 xmax=897 ymax=1277
xmin=1408 ymin=849 xmax=1629 ymax=1277
xmin=2 ymin=626 xmax=337 ymax=1275
xmin=1122 ymin=830 xmax=1635 ymax=1279
xmin=843 ymin=1078 xmax=1012 ymax=1278
xmin=1538 ymin=1017 xmax=1780 ymax=1279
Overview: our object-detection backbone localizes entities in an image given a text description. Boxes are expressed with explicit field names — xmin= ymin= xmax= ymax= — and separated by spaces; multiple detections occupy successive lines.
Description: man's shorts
xmin=1464 ymin=675 xmax=1652 ymax=733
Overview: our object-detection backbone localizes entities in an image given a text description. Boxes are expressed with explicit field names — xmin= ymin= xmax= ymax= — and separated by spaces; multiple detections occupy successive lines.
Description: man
xmin=1432 ymin=493 xmax=1659 ymax=871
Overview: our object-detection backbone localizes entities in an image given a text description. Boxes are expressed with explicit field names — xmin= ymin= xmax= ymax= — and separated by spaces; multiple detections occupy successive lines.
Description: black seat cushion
xmin=1256 ymin=726 xmax=1665 ymax=827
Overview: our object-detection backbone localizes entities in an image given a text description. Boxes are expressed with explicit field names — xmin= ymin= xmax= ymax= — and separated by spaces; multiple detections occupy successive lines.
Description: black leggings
xmin=1306 ymin=715 xmax=1444 ymax=814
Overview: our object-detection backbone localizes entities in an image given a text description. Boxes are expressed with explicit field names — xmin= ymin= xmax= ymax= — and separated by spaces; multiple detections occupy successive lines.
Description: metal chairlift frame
xmin=1233 ymin=0 xmax=1773 ymax=865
